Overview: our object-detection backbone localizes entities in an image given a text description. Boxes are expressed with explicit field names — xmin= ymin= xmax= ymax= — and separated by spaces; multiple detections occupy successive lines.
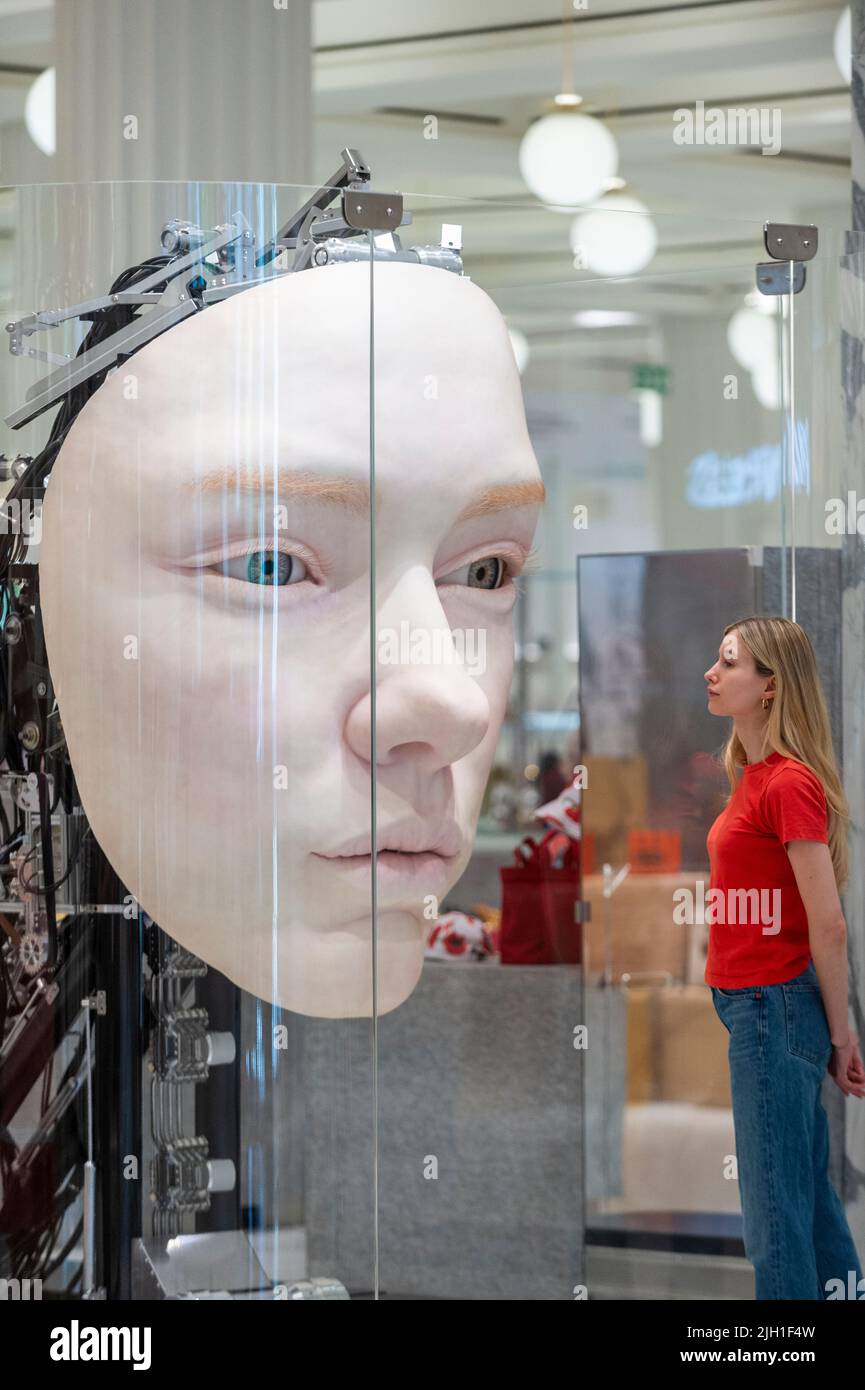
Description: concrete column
xmin=55 ymin=0 xmax=311 ymax=187
xmin=4 ymin=0 xmax=313 ymax=466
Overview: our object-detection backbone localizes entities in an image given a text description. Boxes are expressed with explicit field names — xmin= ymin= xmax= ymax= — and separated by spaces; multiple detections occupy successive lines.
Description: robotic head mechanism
xmin=0 ymin=147 xmax=464 ymax=773
xmin=5 ymin=147 xmax=464 ymax=435
xmin=0 ymin=153 xmax=469 ymax=1241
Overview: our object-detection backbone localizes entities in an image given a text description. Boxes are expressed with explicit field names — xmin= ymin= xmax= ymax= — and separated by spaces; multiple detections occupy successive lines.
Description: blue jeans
xmin=711 ymin=959 xmax=863 ymax=1300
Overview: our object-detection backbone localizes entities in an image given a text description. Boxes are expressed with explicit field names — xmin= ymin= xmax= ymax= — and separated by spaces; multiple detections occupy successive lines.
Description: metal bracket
xmin=341 ymin=189 xmax=404 ymax=233
xmin=763 ymin=222 xmax=817 ymax=262
xmin=756 ymin=261 xmax=806 ymax=296
xmin=256 ymin=146 xmax=371 ymax=266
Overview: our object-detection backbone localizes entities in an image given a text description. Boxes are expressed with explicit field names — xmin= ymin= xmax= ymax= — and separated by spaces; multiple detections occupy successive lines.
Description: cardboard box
xmin=582 ymin=870 xmax=704 ymax=984
xmin=580 ymin=755 xmax=648 ymax=867
xmin=626 ymin=986 xmax=731 ymax=1108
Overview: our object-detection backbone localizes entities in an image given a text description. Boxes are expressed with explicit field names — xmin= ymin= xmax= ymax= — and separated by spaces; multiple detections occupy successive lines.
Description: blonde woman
xmin=703 ymin=615 xmax=864 ymax=1301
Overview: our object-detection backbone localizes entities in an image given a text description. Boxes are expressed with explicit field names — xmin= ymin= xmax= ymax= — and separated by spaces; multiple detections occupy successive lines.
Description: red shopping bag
xmin=498 ymin=829 xmax=582 ymax=965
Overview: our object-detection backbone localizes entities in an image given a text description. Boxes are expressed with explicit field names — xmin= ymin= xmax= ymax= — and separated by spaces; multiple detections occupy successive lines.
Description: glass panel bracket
xmin=756 ymin=222 xmax=817 ymax=296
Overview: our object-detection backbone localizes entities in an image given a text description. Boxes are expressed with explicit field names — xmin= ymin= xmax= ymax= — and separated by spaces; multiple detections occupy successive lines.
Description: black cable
xmin=19 ymin=820 xmax=91 ymax=898
xmin=0 ymin=827 xmax=25 ymax=859
xmin=0 ymin=247 xmax=194 ymax=1288
xmin=39 ymin=1215 xmax=83 ymax=1282
xmin=0 ymin=252 xmax=179 ymax=589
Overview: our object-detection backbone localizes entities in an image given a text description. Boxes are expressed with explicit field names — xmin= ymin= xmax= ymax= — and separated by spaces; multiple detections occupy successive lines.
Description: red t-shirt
xmin=704 ymin=751 xmax=829 ymax=987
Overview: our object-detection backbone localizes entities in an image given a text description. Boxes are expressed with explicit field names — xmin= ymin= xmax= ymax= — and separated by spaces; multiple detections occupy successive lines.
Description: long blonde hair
xmin=720 ymin=615 xmax=849 ymax=892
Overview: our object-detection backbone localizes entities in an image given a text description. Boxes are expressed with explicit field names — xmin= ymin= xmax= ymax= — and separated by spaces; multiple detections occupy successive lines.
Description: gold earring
xmin=762 ymin=698 xmax=769 ymax=711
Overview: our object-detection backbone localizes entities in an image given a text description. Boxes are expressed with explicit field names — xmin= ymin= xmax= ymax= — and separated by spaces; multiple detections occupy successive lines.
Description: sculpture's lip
xmin=310 ymin=845 xmax=461 ymax=897
xmin=315 ymin=819 xmax=463 ymax=860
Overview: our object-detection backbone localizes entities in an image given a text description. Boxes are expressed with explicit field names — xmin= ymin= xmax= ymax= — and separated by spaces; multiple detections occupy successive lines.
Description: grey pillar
xmin=55 ymin=0 xmax=311 ymax=187
xmin=841 ymin=0 xmax=865 ymax=1260
xmin=4 ymin=0 xmax=314 ymax=479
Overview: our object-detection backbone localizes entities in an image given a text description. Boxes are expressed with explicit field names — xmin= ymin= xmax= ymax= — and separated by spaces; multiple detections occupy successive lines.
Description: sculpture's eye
xmin=219 ymin=550 xmax=307 ymax=586
xmin=438 ymin=556 xmax=507 ymax=590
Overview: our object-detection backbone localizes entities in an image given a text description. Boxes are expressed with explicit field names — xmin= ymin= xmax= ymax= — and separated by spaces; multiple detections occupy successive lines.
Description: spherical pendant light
xmin=834 ymin=7 xmax=851 ymax=84
xmin=569 ymin=193 xmax=658 ymax=275
xmin=519 ymin=111 xmax=618 ymax=208
xmin=25 ymin=66 xmax=55 ymax=157
xmin=508 ymin=327 xmax=530 ymax=375
xmin=752 ymin=359 xmax=781 ymax=411
xmin=727 ymin=306 xmax=776 ymax=371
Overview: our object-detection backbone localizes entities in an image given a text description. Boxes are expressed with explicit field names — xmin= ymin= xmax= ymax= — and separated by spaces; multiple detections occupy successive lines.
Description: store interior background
xmin=1 ymin=0 xmax=863 ymax=1300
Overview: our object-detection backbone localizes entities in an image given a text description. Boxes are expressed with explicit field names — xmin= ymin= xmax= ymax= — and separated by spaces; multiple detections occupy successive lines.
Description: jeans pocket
xmin=783 ymin=984 xmax=831 ymax=1069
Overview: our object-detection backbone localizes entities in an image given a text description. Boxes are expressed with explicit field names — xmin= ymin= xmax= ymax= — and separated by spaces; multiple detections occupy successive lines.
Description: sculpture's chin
xmin=218 ymin=908 xmax=428 ymax=1018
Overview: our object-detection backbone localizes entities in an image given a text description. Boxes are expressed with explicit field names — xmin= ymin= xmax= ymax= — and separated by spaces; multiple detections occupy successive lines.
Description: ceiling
xmin=0 ymin=0 xmax=854 ymax=354
xmin=312 ymin=0 xmax=851 ymax=270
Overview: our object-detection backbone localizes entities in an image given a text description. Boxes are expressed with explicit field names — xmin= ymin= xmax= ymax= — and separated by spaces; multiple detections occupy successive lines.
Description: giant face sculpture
xmin=38 ymin=260 xmax=543 ymax=1017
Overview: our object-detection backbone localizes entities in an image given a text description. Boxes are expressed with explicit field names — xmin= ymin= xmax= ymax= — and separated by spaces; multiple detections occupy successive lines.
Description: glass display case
xmin=0 ymin=160 xmax=860 ymax=1300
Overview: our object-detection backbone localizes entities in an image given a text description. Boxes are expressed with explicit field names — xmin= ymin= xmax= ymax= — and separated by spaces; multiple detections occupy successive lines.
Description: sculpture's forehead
xmin=55 ymin=261 xmax=525 ymax=482
xmin=133 ymin=259 xmax=507 ymax=391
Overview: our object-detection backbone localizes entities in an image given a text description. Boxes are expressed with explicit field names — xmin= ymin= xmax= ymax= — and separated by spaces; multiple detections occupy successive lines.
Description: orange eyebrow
xmin=179 ymin=468 xmax=371 ymax=516
xmin=179 ymin=470 xmax=546 ymax=520
xmin=456 ymin=479 xmax=546 ymax=520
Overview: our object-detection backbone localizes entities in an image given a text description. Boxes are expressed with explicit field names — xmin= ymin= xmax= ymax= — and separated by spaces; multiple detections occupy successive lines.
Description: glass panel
xmin=368 ymin=207 xmax=567 ymax=1300
xmin=371 ymin=193 xmax=799 ymax=1300
xmin=1 ymin=176 xmax=858 ymax=1305
xmin=0 ymin=179 xmax=375 ymax=1300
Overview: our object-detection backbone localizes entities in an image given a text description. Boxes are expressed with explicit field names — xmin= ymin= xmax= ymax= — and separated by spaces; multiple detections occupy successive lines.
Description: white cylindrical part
xmin=206 ymin=1031 xmax=236 ymax=1066
xmin=206 ymin=1159 xmax=237 ymax=1194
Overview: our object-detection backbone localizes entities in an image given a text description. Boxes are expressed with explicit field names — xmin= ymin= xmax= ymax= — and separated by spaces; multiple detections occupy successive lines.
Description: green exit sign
xmin=631 ymin=364 xmax=670 ymax=395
